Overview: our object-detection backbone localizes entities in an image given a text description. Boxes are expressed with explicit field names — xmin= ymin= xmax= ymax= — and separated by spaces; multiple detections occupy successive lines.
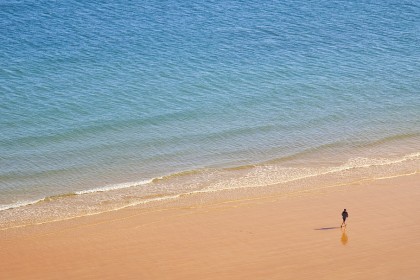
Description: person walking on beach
xmin=341 ymin=209 xmax=349 ymax=227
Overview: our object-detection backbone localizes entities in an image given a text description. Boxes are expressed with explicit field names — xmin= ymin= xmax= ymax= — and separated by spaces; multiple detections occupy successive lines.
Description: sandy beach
xmin=1 ymin=173 xmax=419 ymax=280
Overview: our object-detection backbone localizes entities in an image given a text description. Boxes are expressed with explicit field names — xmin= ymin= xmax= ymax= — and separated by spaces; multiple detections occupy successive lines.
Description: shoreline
xmin=1 ymin=172 xmax=419 ymax=279
xmin=1 ymin=150 xmax=419 ymax=230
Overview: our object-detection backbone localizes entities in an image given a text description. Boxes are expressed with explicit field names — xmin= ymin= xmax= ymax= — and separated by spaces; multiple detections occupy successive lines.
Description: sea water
xmin=1 ymin=0 xmax=419 ymax=228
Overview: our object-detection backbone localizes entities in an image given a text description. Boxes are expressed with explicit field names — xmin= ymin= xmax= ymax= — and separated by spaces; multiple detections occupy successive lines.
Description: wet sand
xmin=1 ymin=173 xmax=419 ymax=280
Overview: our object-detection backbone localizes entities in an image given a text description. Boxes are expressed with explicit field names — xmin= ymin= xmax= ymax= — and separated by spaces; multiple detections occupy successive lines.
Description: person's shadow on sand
xmin=314 ymin=226 xmax=349 ymax=245
xmin=314 ymin=227 xmax=341 ymax=230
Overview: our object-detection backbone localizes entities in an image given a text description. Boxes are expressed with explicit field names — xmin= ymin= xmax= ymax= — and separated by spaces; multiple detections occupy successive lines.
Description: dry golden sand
xmin=0 ymin=173 xmax=419 ymax=280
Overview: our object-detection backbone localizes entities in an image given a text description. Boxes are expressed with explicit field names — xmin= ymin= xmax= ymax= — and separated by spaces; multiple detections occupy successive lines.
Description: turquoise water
xmin=0 ymin=1 xmax=419 ymax=225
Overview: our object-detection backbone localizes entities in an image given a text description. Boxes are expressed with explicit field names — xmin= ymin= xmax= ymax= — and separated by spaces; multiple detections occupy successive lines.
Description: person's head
xmin=344 ymin=209 xmax=347 ymax=211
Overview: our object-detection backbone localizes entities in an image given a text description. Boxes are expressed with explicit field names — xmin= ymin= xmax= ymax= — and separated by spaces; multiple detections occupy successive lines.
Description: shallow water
xmin=0 ymin=0 xmax=419 ymax=227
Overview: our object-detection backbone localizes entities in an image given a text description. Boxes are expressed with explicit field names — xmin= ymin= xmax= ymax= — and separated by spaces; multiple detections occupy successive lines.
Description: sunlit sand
xmin=1 ymin=173 xmax=419 ymax=279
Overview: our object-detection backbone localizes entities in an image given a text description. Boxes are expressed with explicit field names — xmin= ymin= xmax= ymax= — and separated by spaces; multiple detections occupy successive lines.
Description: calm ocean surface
xmin=1 ymin=0 xmax=419 ymax=227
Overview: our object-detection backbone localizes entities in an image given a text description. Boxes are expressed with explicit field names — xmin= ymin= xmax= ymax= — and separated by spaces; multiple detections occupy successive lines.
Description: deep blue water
xmin=1 ymin=0 xmax=419 ymax=210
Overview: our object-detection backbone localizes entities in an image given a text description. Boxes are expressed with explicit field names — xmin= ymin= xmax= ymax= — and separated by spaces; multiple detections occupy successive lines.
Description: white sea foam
xmin=0 ymin=198 xmax=45 ymax=212
xmin=0 ymin=179 xmax=155 ymax=212
xmin=75 ymin=179 xmax=154 ymax=195
xmin=201 ymin=152 xmax=420 ymax=193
